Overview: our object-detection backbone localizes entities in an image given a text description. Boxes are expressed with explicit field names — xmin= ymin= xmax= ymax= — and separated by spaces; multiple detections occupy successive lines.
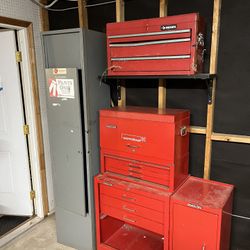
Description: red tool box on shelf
xmin=170 ymin=176 xmax=234 ymax=250
xmin=94 ymin=174 xmax=172 ymax=250
xmin=106 ymin=13 xmax=205 ymax=76
xmin=100 ymin=106 xmax=190 ymax=192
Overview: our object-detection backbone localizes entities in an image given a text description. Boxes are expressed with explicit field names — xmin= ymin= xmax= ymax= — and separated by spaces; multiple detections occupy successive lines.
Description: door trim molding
xmin=0 ymin=16 xmax=49 ymax=217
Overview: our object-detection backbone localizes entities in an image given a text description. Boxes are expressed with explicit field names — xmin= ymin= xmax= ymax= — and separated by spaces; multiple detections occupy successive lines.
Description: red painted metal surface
xmin=170 ymin=176 xmax=234 ymax=250
xmin=100 ymin=106 xmax=190 ymax=191
xmin=104 ymin=155 xmax=171 ymax=186
xmin=94 ymin=174 xmax=171 ymax=250
xmin=106 ymin=13 xmax=205 ymax=76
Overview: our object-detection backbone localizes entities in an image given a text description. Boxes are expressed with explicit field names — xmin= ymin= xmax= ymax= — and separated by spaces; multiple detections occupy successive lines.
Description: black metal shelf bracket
xmin=117 ymin=80 xmax=122 ymax=101
xmin=207 ymin=78 xmax=214 ymax=105
xmin=99 ymin=73 xmax=217 ymax=105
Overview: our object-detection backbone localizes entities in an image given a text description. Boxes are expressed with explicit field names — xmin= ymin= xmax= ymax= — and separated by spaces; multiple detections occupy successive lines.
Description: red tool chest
xmin=94 ymin=174 xmax=171 ymax=250
xmin=170 ymin=176 xmax=234 ymax=250
xmin=100 ymin=106 xmax=190 ymax=192
xmin=106 ymin=13 xmax=205 ymax=76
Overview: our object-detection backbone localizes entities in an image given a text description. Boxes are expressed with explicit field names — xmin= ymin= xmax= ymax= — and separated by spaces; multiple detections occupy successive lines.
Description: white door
xmin=0 ymin=30 xmax=33 ymax=216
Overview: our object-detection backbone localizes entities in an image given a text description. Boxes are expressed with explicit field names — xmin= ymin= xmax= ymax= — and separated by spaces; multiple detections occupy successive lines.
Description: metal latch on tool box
xmin=180 ymin=126 xmax=188 ymax=136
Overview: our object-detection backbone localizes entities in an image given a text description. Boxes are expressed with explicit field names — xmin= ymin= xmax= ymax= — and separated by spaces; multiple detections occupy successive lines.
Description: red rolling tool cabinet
xmin=170 ymin=176 xmax=234 ymax=250
xmin=100 ymin=106 xmax=190 ymax=192
xmin=106 ymin=13 xmax=205 ymax=76
xmin=94 ymin=174 xmax=171 ymax=250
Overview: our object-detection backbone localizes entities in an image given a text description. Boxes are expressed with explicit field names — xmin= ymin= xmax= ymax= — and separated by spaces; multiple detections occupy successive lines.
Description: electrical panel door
xmin=45 ymin=68 xmax=87 ymax=216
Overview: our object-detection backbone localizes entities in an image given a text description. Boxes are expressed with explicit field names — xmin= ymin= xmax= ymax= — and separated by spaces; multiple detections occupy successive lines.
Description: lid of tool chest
xmin=107 ymin=13 xmax=200 ymax=31
xmin=100 ymin=106 xmax=190 ymax=123
xmin=172 ymin=176 xmax=234 ymax=209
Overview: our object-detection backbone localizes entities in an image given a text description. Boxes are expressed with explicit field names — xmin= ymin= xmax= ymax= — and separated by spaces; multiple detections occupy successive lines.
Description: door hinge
xmin=23 ymin=124 xmax=30 ymax=135
xmin=30 ymin=190 xmax=36 ymax=200
xmin=16 ymin=51 xmax=22 ymax=63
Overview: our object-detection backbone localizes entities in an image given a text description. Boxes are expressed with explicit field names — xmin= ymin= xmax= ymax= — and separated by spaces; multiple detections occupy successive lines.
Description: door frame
xmin=0 ymin=16 xmax=49 ymax=218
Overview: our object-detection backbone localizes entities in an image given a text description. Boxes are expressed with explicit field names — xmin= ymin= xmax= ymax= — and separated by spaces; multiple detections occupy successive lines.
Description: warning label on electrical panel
xmin=48 ymin=78 xmax=75 ymax=99
xmin=53 ymin=68 xmax=67 ymax=75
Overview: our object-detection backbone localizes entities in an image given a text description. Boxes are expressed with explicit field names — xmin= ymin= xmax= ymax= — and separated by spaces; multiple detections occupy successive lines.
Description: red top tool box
xmin=100 ymin=106 xmax=190 ymax=192
xmin=106 ymin=13 xmax=205 ymax=76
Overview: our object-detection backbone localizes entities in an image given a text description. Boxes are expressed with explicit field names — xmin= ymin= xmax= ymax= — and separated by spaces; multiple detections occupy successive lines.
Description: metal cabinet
xmin=170 ymin=176 xmax=234 ymax=250
xmin=42 ymin=28 xmax=110 ymax=250
xmin=94 ymin=174 xmax=171 ymax=250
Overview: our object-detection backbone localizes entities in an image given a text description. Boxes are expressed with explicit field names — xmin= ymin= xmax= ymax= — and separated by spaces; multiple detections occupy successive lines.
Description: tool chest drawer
xmin=100 ymin=181 xmax=165 ymax=212
xmin=110 ymin=40 xmax=191 ymax=59
xmin=101 ymin=204 xmax=164 ymax=235
xmin=106 ymin=13 xmax=205 ymax=76
xmin=103 ymin=155 xmax=170 ymax=186
xmin=100 ymin=107 xmax=190 ymax=166
xmin=100 ymin=194 xmax=164 ymax=223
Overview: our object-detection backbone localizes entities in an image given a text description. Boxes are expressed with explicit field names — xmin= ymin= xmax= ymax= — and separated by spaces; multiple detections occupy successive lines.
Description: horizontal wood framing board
xmin=189 ymin=127 xmax=250 ymax=144
xmin=189 ymin=126 xmax=206 ymax=134
xmin=212 ymin=133 xmax=250 ymax=144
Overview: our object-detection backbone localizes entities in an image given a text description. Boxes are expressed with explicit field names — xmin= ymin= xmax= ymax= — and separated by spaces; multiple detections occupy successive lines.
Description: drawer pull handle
xmin=105 ymin=124 xmax=117 ymax=129
xmin=202 ymin=244 xmax=206 ymax=250
xmin=103 ymin=182 xmax=113 ymax=187
xmin=126 ymin=144 xmax=139 ymax=149
xmin=109 ymin=38 xmax=191 ymax=48
xmin=129 ymin=170 xmax=142 ymax=175
xmin=123 ymin=216 xmax=136 ymax=223
xmin=122 ymin=205 xmax=136 ymax=213
xmin=112 ymin=55 xmax=191 ymax=61
xmin=122 ymin=194 xmax=136 ymax=201
xmin=128 ymin=164 xmax=141 ymax=169
xmin=108 ymin=29 xmax=191 ymax=39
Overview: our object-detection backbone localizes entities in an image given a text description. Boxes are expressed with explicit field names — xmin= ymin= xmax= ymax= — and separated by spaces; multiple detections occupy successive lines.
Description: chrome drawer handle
xmin=128 ymin=164 xmax=141 ymax=169
xmin=126 ymin=144 xmax=139 ymax=149
xmin=108 ymin=29 xmax=191 ymax=39
xmin=122 ymin=194 xmax=136 ymax=201
xmin=129 ymin=170 xmax=142 ymax=175
xmin=122 ymin=205 xmax=136 ymax=213
xmin=109 ymin=38 xmax=191 ymax=47
xmin=103 ymin=182 xmax=113 ymax=187
xmin=105 ymin=124 xmax=117 ymax=129
xmin=111 ymin=55 xmax=191 ymax=61
xmin=202 ymin=243 xmax=206 ymax=250
xmin=123 ymin=216 xmax=136 ymax=223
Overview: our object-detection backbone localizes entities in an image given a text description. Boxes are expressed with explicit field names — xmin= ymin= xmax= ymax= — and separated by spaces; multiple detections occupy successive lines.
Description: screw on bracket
xmin=207 ymin=78 xmax=214 ymax=105
xmin=117 ymin=81 xmax=121 ymax=100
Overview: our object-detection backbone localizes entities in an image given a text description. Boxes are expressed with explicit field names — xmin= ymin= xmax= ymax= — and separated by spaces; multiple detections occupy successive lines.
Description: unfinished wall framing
xmin=43 ymin=0 xmax=250 ymax=248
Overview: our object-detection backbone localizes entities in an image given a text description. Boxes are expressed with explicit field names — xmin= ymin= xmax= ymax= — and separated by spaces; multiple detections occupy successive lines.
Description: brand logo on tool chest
xmin=121 ymin=133 xmax=146 ymax=143
xmin=160 ymin=24 xmax=177 ymax=31
xmin=187 ymin=203 xmax=202 ymax=210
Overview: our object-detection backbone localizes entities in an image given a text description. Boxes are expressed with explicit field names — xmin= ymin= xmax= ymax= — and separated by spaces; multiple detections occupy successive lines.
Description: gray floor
xmin=1 ymin=215 xmax=75 ymax=250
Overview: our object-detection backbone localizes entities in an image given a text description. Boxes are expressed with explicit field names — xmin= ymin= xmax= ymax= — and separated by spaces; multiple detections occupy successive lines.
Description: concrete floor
xmin=1 ymin=215 xmax=75 ymax=250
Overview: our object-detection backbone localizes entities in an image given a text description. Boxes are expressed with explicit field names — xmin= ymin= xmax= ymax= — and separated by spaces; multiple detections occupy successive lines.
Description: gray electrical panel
xmin=42 ymin=28 xmax=110 ymax=250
